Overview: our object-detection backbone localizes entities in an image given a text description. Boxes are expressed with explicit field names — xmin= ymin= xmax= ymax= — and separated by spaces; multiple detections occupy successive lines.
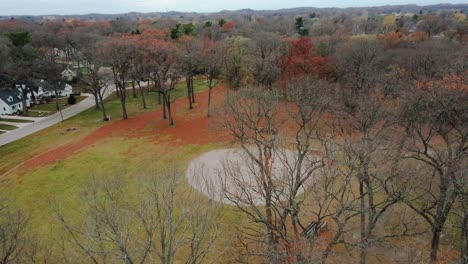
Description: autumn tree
xmin=129 ymin=37 xmax=150 ymax=109
xmin=55 ymin=168 xmax=223 ymax=264
xmin=143 ymin=38 xmax=180 ymax=126
xmin=74 ymin=33 xmax=111 ymax=121
xmin=247 ymin=32 xmax=282 ymax=89
xmin=4 ymin=31 xmax=38 ymax=115
xmin=99 ymin=36 xmax=135 ymax=120
xmin=0 ymin=37 xmax=8 ymax=85
xmin=0 ymin=200 xmax=30 ymax=264
xmin=37 ymin=47 xmax=68 ymax=121
xmin=280 ymin=36 xmax=329 ymax=84
xmin=417 ymin=14 xmax=447 ymax=37
xmin=399 ymin=75 xmax=468 ymax=264
xmin=221 ymin=37 xmax=249 ymax=89
xmin=219 ymin=78 xmax=332 ymax=262
xmin=178 ymin=36 xmax=200 ymax=109
xmin=200 ymin=39 xmax=222 ymax=117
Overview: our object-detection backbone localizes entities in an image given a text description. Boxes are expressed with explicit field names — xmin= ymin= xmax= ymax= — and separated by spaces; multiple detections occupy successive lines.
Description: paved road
xmin=0 ymin=82 xmax=147 ymax=147
xmin=0 ymin=93 xmax=97 ymax=147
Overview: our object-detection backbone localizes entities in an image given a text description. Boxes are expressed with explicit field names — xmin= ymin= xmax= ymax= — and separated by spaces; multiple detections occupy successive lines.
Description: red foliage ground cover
xmin=20 ymin=87 xmax=227 ymax=171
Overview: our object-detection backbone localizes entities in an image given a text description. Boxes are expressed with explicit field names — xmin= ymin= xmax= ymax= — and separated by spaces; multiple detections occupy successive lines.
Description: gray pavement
xmin=0 ymin=82 xmax=146 ymax=147
xmin=0 ymin=93 xmax=96 ymax=147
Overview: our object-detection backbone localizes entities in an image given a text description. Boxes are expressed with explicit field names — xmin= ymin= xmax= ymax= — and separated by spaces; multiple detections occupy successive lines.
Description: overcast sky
xmin=0 ymin=0 xmax=465 ymax=16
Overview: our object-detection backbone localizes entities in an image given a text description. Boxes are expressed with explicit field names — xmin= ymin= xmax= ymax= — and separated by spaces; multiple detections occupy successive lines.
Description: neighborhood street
xmin=0 ymin=93 xmax=96 ymax=147
xmin=0 ymin=82 xmax=148 ymax=147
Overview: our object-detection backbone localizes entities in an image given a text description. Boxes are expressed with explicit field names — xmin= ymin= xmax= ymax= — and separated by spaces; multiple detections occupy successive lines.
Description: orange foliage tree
xmin=279 ymin=37 xmax=330 ymax=84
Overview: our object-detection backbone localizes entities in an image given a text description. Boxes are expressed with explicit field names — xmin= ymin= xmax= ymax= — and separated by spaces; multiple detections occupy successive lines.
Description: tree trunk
xmin=132 ymin=81 xmax=137 ymax=98
xmin=94 ymin=91 xmax=100 ymax=110
xmin=207 ymin=87 xmax=212 ymax=117
xmin=187 ymin=76 xmax=193 ymax=109
xmin=98 ymin=92 xmax=108 ymax=121
xmin=54 ymin=88 xmax=64 ymax=122
xmin=115 ymin=82 xmax=121 ymax=98
xmin=430 ymin=227 xmax=442 ymax=264
xmin=461 ymin=212 xmax=468 ymax=264
xmin=190 ymin=76 xmax=195 ymax=103
xmin=166 ymin=95 xmax=174 ymax=126
xmin=118 ymin=85 xmax=128 ymax=120
xmin=137 ymin=81 xmax=147 ymax=109
xmin=321 ymin=223 xmax=343 ymax=264
xmin=21 ymin=89 xmax=27 ymax=116
xmin=162 ymin=93 xmax=167 ymax=119
xmin=359 ymin=180 xmax=367 ymax=264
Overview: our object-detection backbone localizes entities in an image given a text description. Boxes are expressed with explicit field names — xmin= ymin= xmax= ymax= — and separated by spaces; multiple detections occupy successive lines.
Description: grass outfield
xmin=31 ymin=96 xmax=87 ymax=112
xmin=0 ymin=118 xmax=35 ymax=123
xmin=0 ymin=80 xmax=240 ymax=262
xmin=0 ymin=123 xmax=18 ymax=130
xmin=0 ymin=81 xmax=211 ymax=176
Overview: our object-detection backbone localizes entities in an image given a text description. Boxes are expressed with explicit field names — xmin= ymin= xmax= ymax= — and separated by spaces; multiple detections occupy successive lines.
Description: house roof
xmin=32 ymin=79 xmax=67 ymax=91
xmin=0 ymin=89 xmax=22 ymax=106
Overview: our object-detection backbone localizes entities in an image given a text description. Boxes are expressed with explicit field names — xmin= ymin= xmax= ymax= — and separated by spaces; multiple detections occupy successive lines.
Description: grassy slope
xmin=0 ymin=118 xmax=34 ymax=123
xmin=31 ymin=96 xmax=87 ymax=112
xmin=0 ymin=123 xmax=18 ymax=130
xmin=0 ymin=78 xmax=240 ymax=262
xmin=0 ymin=79 xmax=211 ymax=176
xmin=0 ymin=78 xmax=228 ymax=221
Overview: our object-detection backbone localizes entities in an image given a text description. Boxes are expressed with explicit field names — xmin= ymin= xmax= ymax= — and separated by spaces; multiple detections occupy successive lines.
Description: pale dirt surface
xmin=186 ymin=148 xmax=320 ymax=205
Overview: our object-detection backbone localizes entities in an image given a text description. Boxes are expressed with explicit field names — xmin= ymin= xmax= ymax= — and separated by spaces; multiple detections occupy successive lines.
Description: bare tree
xmin=38 ymin=48 xmax=67 ymax=122
xmin=75 ymin=34 xmax=111 ymax=121
xmin=179 ymin=36 xmax=201 ymax=110
xmin=54 ymin=168 xmax=224 ymax=264
xmin=247 ymin=32 xmax=282 ymax=89
xmin=218 ymin=78 xmax=332 ymax=262
xmin=99 ymin=37 xmax=135 ymax=120
xmin=200 ymin=39 xmax=222 ymax=117
xmin=399 ymin=78 xmax=467 ymax=264
xmin=0 ymin=201 xmax=29 ymax=264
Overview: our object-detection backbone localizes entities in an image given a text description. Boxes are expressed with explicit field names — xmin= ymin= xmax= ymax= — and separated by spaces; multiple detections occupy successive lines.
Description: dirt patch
xmin=19 ymin=87 xmax=227 ymax=171
xmin=186 ymin=147 xmax=321 ymax=205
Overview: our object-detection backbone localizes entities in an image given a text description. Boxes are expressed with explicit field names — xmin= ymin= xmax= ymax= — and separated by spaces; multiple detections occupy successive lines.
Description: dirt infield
xmin=186 ymin=148 xmax=320 ymax=205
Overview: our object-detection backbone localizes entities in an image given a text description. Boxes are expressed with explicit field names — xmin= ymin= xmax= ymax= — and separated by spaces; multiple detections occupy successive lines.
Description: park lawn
xmin=0 ymin=83 xmax=208 ymax=176
xmin=0 ymin=118 xmax=35 ymax=123
xmin=0 ymin=123 xmax=18 ymax=130
xmin=0 ymin=83 xmax=246 ymax=262
xmin=172 ymin=78 xmax=214 ymax=98
xmin=0 ymin=137 xmax=222 ymax=231
xmin=0 ymin=131 xmax=240 ymax=263
xmin=30 ymin=96 xmax=87 ymax=112
xmin=25 ymin=110 xmax=52 ymax=117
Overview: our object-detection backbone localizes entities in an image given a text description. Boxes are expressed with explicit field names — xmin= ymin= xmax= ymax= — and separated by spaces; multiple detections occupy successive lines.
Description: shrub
xmin=67 ymin=95 xmax=77 ymax=105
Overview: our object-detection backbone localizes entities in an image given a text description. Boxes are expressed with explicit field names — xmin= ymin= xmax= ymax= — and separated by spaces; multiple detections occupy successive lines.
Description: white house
xmin=62 ymin=69 xmax=77 ymax=82
xmin=36 ymin=80 xmax=73 ymax=98
xmin=44 ymin=83 xmax=73 ymax=97
xmin=0 ymin=89 xmax=24 ymax=115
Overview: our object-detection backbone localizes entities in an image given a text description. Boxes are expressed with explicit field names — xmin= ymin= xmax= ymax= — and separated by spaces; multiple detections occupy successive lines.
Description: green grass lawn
xmin=172 ymin=78 xmax=213 ymax=98
xmin=0 ymin=81 xmax=240 ymax=262
xmin=31 ymin=96 xmax=87 ymax=112
xmin=0 ymin=118 xmax=35 ymax=123
xmin=0 ymin=123 xmax=18 ymax=130
xmin=0 ymin=81 xmax=209 ymax=176
xmin=25 ymin=110 xmax=52 ymax=117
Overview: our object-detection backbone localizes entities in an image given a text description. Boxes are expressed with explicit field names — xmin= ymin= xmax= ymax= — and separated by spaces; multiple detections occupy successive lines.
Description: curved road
xmin=0 ymin=93 xmax=97 ymax=147
xmin=0 ymin=82 xmax=149 ymax=147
